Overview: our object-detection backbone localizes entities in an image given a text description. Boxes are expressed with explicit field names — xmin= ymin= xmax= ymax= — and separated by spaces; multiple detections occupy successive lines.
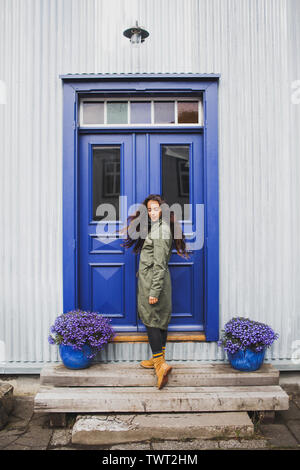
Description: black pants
xmin=145 ymin=326 xmax=168 ymax=355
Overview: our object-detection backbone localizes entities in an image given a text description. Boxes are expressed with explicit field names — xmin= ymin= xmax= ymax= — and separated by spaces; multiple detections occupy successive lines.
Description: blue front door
xmin=78 ymin=132 xmax=204 ymax=332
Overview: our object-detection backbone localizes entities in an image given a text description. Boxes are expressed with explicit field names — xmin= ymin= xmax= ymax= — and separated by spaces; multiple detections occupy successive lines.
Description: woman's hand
xmin=149 ymin=296 xmax=158 ymax=304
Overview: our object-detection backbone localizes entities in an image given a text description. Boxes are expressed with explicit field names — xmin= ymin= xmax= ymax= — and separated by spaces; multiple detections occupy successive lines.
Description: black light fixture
xmin=123 ymin=20 xmax=149 ymax=46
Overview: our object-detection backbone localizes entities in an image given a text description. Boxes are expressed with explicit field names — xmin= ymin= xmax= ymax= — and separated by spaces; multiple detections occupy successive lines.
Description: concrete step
xmin=40 ymin=362 xmax=279 ymax=387
xmin=0 ymin=381 xmax=14 ymax=430
xmin=34 ymin=384 xmax=289 ymax=413
xmin=71 ymin=412 xmax=255 ymax=446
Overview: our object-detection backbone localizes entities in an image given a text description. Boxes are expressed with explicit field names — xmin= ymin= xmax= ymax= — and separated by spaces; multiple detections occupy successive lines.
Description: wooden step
xmin=34 ymin=384 xmax=289 ymax=413
xmin=40 ymin=363 xmax=279 ymax=388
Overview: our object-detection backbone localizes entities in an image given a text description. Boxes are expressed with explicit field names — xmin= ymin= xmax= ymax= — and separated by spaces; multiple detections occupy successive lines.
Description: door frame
xmin=59 ymin=73 xmax=220 ymax=341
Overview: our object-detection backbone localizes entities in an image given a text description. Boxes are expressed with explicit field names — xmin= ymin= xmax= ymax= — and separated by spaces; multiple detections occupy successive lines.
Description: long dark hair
xmin=119 ymin=194 xmax=190 ymax=259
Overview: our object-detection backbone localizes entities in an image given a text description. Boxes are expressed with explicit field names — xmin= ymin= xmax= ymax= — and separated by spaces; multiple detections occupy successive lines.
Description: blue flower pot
xmin=59 ymin=344 xmax=93 ymax=369
xmin=227 ymin=348 xmax=266 ymax=371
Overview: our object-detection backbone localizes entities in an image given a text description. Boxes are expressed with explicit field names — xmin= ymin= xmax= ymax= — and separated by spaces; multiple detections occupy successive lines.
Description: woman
xmin=120 ymin=194 xmax=189 ymax=389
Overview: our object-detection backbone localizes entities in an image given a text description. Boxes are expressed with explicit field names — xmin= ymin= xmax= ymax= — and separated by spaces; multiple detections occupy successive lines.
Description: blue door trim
xmin=60 ymin=74 xmax=220 ymax=342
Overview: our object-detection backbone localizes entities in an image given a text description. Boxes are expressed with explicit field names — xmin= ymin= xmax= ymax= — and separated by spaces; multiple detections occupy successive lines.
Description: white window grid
xmin=103 ymin=160 xmax=120 ymax=197
xmin=79 ymin=96 xmax=204 ymax=127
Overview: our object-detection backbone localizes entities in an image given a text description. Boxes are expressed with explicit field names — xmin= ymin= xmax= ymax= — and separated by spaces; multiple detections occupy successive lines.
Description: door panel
xmin=78 ymin=132 xmax=204 ymax=332
xmin=78 ymin=134 xmax=136 ymax=330
xmin=137 ymin=133 xmax=204 ymax=331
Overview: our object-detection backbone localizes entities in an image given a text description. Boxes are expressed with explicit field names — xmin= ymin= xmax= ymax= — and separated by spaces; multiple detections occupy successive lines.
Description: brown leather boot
xmin=152 ymin=354 xmax=172 ymax=389
xmin=140 ymin=347 xmax=166 ymax=368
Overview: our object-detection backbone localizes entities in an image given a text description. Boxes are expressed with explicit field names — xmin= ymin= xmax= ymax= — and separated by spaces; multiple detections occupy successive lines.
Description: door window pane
xmin=130 ymin=101 xmax=151 ymax=123
xmin=162 ymin=145 xmax=190 ymax=220
xmin=80 ymin=98 xmax=202 ymax=126
xmin=82 ymin=102 xmax=104 ymax=124
xmin=154 ymin=101 xmax=175 ymax=124
xmin=107 ymin=102 xmax=128 ymax=124
xmin=93 ymin=146 xmax=120 ymax=221
xmin=178 ymin=101 xmax=198 ymax=123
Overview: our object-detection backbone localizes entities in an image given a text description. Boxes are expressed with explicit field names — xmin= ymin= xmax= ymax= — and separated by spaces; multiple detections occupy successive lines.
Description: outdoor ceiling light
xmin=123 ymin=20 xmax=149 ymax=46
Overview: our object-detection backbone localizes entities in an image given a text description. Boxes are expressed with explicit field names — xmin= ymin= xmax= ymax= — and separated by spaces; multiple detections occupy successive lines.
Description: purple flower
xmin=218 ymin=317 xmax=279 ymax=354
xmin=48 ymin=309 xmax=116 ymax=359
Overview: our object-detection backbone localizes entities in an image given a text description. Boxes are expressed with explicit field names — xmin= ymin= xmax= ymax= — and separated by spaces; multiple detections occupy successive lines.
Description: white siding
xmin=287 ymin=0 xmax=300 ymax=369
xmin=0 ymin=0 xmax=299 ymax=371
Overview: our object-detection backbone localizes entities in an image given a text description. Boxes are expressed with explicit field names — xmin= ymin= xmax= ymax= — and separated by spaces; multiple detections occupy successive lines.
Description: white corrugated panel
xmin=0 ymin=0 xmax=299 ymax=371
xmin=287 ymin=0 xmax=300 ymax=368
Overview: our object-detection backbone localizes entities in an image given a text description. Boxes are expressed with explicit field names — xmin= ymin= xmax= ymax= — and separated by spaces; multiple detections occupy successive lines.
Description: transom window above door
xmin=79 ymin=97 xmax=203 ymax=127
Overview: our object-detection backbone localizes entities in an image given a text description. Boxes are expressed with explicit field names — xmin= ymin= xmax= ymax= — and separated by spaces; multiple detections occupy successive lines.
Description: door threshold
xmin=112 ymin=332 xmax=206 ymax=343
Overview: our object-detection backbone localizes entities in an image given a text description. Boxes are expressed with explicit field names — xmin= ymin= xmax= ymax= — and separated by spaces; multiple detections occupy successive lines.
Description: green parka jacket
xmin=137 ymin=217 xmax=173 ymax=330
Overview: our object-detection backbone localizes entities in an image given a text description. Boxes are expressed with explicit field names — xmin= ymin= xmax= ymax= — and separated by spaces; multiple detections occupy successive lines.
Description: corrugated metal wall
xmin=0 ymin=0 xmax=299 ymax=372
xmin=287 ymin=0 xmax=300 ymax=370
